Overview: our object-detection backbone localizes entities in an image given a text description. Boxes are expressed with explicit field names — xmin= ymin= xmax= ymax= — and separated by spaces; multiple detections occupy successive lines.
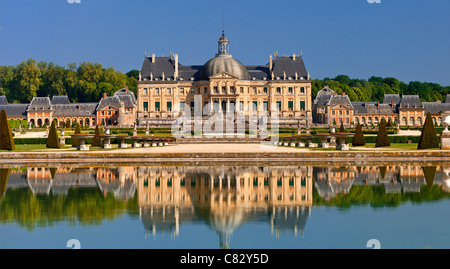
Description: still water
xmin=0 ymin=162 xmax=449 ymax=249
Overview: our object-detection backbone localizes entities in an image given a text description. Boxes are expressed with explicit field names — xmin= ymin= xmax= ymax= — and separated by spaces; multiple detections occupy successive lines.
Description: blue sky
xmin=0 ymin=0 xmax=449 ymax=85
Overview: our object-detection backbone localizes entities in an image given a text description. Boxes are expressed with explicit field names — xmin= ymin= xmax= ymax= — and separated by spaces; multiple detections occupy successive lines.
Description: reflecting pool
xmin=0 ymin=162 xmax=449 ymax=249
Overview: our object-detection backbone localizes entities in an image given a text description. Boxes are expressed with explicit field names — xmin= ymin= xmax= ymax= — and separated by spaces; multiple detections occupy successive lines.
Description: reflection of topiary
xmin=46 ymin=120 xmax=60 ymax=148
xmin=92 ymin=125 xmax=102 ymax=147
xmin=0 ymin=110 xmax=15 ymax=150
xmin=352 ymin=123 xmax=365 ymax=146
xmin=72 ymin=123 xmax=81 ymax=147
xmin=375 ymin=118 xmax=390 ymax=147
xmin=417 ymin=112 xmax=439 ymax=149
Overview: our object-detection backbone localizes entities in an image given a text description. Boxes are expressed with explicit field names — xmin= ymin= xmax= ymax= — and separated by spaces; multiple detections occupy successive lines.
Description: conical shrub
xmin=417 ymin=112 xmax=439 ymax=149
xmin=46 ymin=120 xmax=60 ymax=148
xmin=0 ymin=110 xmax=15 ymax=150
xmin=92 ymin=124 xmax=102 ymax=147
xmin=375 ymin=118 xmax=390 ymax=147
xmin=72 ymin=123 xmax=81 ymax=147
xmin=352 ymin=123 xmax=366 ymax=146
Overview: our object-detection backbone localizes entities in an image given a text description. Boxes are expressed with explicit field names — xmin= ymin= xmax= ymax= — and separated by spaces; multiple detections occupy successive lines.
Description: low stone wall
xmin=1 ymin=150 xmax=450 ymax=163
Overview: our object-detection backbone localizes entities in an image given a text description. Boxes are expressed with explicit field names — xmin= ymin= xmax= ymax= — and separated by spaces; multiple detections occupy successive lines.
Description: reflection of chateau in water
xmin=5 ymin=167 xmax=136 ymax=200
xmin=137 ymin=166 xmax=313 ymax=248
xmin=314 ymin=165 xmax=450 ymax=200
xmin=3 ymin=164 xmax=449 ymax=248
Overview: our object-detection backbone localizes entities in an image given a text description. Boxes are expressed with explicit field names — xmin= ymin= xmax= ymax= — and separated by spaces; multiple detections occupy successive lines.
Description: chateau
xmin=136 ymin=31 xmax=313 ymax=129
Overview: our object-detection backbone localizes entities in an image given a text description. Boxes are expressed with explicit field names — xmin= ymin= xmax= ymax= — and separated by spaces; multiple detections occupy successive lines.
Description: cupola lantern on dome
xmin=217 ymin=30 xmax=230 ymax=57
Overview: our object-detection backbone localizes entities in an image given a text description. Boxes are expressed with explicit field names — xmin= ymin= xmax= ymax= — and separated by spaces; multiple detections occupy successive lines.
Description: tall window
xmin=276 ymin=87 xmax=281 ymax=94
xmin=276 ymin=101 xmax=281 ymax=111
xmin=155 ymin=102 xmax=160 ymax=112
xmin=300 ymin=87 xmax=305 ymax=93
xmin=143 ymin=88 xmax=148 ymax=95
xmin=143 ymin=102 xmax=148 ymax=112
xmin=288 ymin=101 xmax=293 ymax=111
xmin=155 ymin=88 xmax=160 ymax=95
xmin=300 ymin=101 xmax=305 ymax=111
xmin=180 ymin=88 xmax=185 ymax=94
xmin=252 ymin=101 xmax=258 ymax=111
xmin=263 ymin=87 xmax=268 ymax=94
xmin=167 ymin=102 xmax=172 ymax=112
xmin=180 ymin=102 xmax=185 ymax=111
xmin=288 ymin=87 xmax=293 ymax=94
xmin=263 ymin=101 xmax=268 ymax=111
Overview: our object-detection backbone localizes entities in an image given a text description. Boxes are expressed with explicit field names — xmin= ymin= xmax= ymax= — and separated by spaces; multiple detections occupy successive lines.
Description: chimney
xmin=78 ymin=103 xmax=80 ymax=109
xmin=152 ymin=53 xmax=155 ymax=63
xmin=364 ymin=101 xmax=367 ymax=107
xmin=174 ymin=53 xmax=179 ymax=80
xmin=293 ymin=53 xmax=296 ymax=60
xmin=269 ymin=55 xmax=273 ymax=73
xmin=342 ymin=92 xmax=346 ymax=96
xmin=126 ymin=86 xmax=128 ymax=92
xmin=103 ymin=93 xmax=107 ymax=99
xmin=334 ymin=92 xmax=337 ymax=97
xmin=377 ymin=101 xmax=380 ymax=107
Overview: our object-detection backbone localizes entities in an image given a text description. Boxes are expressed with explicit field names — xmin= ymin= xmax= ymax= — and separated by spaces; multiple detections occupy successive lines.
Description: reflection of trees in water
xmin=0 ymin=167 xmax=138 ymax=231
xmin=313 ymin=165 xmax=450 ymax=208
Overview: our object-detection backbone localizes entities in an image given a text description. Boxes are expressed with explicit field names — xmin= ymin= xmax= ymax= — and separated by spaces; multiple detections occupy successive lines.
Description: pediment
xmin=209 ymin=72 xmax=238 ymax=80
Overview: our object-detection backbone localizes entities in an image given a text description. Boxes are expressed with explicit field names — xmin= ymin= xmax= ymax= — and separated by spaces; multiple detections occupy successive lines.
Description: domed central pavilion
xmin=137 ymin=31 xmax=312 ymax=128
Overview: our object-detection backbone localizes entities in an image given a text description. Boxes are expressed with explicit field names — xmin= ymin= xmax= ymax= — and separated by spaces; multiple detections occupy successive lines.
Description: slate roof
xmin=52 ymin=103 xmax=98 ymax=117
xmin=399 ymin=95 xmax=423 ymax=108
xmin=314 ymin=87 xmax=336 ymax=105
xmin=28 ymin=97 xmax=52 ymax=111
xmin=423 ymin=102 xmax=450 ymax=115
xmin=140 ymin=55 xmax=309 ymax=82
xmin=315 ymin=94 xmax=332 ymax=106
xmin=352 ymin=102 xmax=396 ymax=115
xmin=0 ymin=96 xmax=8 ymax=105
xmin=382 ymin=94 xmax=401 ymax=104
xmin=271 ymin=56 xmax=308 ymax=80
xmin=328 ymin=95 xmax=353 ymax=109
xmin=0 ymin=104 xmax=28 ymax=117
xmin=51 ymin=95 xmax=71 ymax=104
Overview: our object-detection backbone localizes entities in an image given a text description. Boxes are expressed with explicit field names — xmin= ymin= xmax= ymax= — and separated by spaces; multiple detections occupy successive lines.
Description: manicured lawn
xmin=362 ymin=143 xmax=440 ymax=150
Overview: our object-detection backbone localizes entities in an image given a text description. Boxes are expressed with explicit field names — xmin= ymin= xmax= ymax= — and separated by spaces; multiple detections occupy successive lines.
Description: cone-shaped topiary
xmin=72 ymin=123 xmax=81 ymax=147
xmin=46 ymin=120 xmax=60 ymax=148
xmin=417 ymin=112 xmax=439 ymax=149
xmin=375 ymin=118 xmax=390 ymax=147
xmin=91 ymin=124 xmax=102 ymax=147
xmin=352 ymin=123 xmax=366 ymax=146
xmin=337 ymin=122 xmax=347 ymax=145
xmin=0 ymin=110 xmax=15 ymax=150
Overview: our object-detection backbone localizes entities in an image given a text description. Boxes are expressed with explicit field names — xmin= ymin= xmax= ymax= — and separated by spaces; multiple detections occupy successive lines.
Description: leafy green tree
xmin=10 ymin=59 xmax=41 ymax=102
xmin=352 ymin=123 xmax=366 ymax=146
xmin=417 ymin=112 xmax=439 ymax=149
xmin=46 ymin=120 xmax=60 ymax=149
xmin=375 ymin=118 xmax=390 ymax=147
xmin=0 ymin=110 xmax=15 ymax=150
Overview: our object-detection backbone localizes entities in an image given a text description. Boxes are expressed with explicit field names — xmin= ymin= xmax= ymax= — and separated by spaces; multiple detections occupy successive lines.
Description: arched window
xmin=417 ymin=117 xmax=422 ymax=126
xmin=402 ymin=117 xmax=407 ymax=125
xmin=410 ymin=117 xmax=415 ymax=126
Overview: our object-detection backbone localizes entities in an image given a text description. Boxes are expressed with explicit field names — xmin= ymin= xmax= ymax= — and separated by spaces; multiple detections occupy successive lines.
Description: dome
xmin=197 ymin=31 xmax=250 ymax=81
xmin=198 ymin=56 xmax=250 ymax=81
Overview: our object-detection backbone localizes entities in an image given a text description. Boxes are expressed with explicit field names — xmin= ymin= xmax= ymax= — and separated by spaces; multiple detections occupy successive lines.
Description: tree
xmin=375 ymin=118 xmax=390 ymax=147
xmin=91 ymin=124 xmax=102 ymax=147
xmin=352 ymin=123 xmax=366 ymax=146
xmin=72 ymin=123 xmax=81 ymax=147
xmin=0 ymin=110 xmax=15 ymax=150
xmin=46 ymin=120 xmax=60 ymax=149
xmin=417 ymin=112 xmax=439 ymax=149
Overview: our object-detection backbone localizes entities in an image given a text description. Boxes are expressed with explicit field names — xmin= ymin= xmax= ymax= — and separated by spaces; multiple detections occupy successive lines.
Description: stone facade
xmin=136 ymin=32 xmax=313 ymax=129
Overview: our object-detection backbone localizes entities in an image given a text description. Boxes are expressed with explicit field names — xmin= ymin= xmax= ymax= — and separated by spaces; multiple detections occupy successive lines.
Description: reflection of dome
xmin=197 ymin=31 xmax=250 ymax=81
xmin=208 ymin=209 xmax=246 ymax=249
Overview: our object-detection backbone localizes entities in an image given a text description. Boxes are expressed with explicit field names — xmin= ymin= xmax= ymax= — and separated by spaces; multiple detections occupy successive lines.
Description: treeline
xmin=0 ymin=58 xmax=139 ymax=103
xmin=312 ymin=75 xmax=450 ymax=103
xmin=1 ymin=59 xmax=449 ymax=104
